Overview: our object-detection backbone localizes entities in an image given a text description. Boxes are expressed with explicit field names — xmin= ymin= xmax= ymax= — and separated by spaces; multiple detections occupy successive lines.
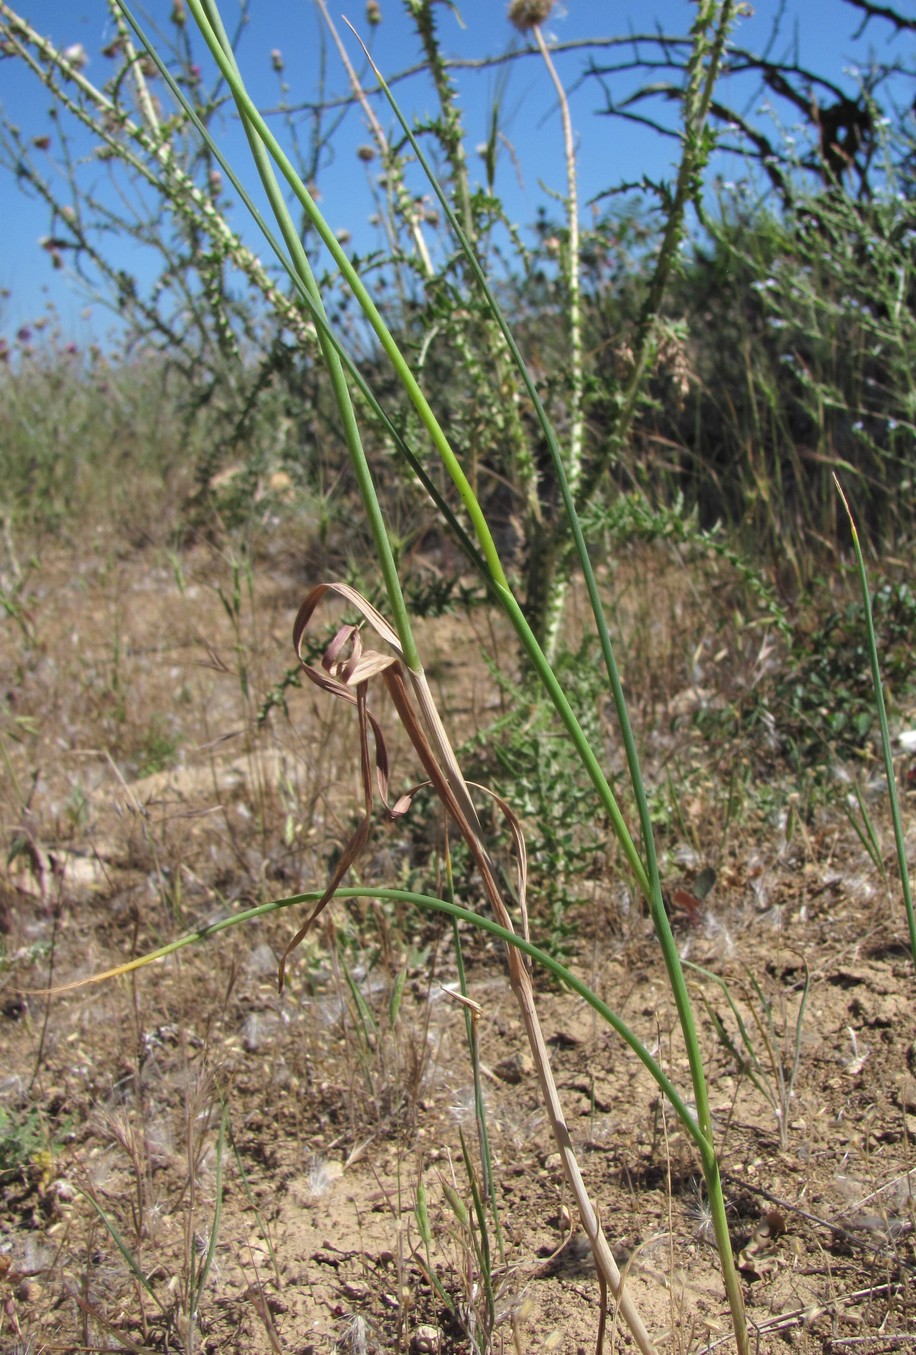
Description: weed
xmin=132 ymin=718 xmax=181 ymax=779
xmin=459 ymin=638 xmax=613 ymax=958
xmin=0 ymin=1106 xmax=55 ymax=1186
xmin=775 ymin=581 xmax=916 ymax=764
xmin=688 ymin=951 xmax=811 ymax=1151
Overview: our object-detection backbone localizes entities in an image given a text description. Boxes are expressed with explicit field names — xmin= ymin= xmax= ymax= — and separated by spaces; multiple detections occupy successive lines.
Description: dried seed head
xmin=367 ymin=0 xmax=382 ymax=23
xmin=508 ymin=0 xmax=555 ymax=32
xmin=656 ymin=326 xmax=693 ymax=406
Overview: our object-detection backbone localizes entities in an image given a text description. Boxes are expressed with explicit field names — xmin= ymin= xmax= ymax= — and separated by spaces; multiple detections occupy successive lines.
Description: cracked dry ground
xmin=1 ymin=541 xmax=914 ymax=1354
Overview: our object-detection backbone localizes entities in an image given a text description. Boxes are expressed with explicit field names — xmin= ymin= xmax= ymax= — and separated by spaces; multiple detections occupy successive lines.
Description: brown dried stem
xmin=286 ymin=582 xmax=657 ymax=1355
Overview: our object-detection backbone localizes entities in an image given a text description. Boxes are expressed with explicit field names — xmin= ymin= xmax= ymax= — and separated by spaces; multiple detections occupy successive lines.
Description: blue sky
xmin=0 ymin=0 xmax=911 ymax=346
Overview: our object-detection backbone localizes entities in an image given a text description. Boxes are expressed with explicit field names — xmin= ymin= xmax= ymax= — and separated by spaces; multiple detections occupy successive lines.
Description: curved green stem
xmin=84 ymin=885 xmax=702 ymax=1152
xmin=76 ymin=878 xmax=745 ymax=1345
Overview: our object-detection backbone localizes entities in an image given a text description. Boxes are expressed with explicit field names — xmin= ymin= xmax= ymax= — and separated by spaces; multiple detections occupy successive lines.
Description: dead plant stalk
xmin=284 ymin=582 xmax=656 ymax=1354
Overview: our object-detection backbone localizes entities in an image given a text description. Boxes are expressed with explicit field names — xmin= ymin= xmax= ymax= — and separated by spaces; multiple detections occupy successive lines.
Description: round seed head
xmin=508 ymin=0 xmax=556 ymax=32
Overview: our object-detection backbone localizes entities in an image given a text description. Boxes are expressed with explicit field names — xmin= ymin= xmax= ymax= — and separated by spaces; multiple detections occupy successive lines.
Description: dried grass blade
xmin=296 ymin=583 xmax=483 ymax=834
xmin=280 ymin=613 xmax=405 ymax=987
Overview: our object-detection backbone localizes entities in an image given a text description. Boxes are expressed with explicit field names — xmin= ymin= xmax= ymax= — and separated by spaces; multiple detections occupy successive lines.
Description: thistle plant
xmin=0 ymin=0 xmax=329 ymax=518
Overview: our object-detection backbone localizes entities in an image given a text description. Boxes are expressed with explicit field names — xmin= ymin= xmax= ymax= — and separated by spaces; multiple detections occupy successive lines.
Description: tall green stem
xmin=180 ymin=0 xmax=510 ymax=597
xmin=123 ymin=0 xmax=650 ymax=900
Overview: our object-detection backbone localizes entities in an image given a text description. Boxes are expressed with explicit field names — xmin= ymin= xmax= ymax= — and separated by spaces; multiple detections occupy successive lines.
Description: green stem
xmin=533 ymin=24 xmax=584 ymax=660
xmin=88 ymin=885 xmax=705 ymax=1151
xmin=122 ymin=0 xmax=651 ymax=906
xmin=580 ymin=0 xmax=737 ymax=505
xmin=407 ymin=0 xmax=474 ymax=244
xmin=356 ymin=28 xmax=746 ymax=1344
xmin=836 ymin=477 xmax=916 ymax=975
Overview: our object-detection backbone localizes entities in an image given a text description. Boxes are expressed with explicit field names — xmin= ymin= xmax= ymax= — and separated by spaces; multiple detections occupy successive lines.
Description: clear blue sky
xmin=0 ymin=0 xmax=910 ymax=345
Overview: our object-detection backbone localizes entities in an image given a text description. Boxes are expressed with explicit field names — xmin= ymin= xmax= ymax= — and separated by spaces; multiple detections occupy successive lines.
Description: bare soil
xmin=1 ymin=538 xmax=914 ymax=1354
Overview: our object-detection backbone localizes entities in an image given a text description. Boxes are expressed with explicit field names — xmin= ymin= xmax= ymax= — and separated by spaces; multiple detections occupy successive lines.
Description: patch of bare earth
xmin=1 ymin=541 xmax=914 ymax=1353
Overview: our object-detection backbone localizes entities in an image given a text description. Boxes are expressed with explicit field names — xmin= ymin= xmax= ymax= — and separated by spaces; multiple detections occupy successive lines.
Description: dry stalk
xmin=286 ymin=583 xmax=657 ymax=1355
xmin=315 ymin=0 xmax=433 ymax=276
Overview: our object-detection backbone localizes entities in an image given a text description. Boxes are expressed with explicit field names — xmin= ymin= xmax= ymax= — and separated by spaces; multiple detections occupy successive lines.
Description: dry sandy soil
xmin=0 ymin=537 xmax=914 ymax=1354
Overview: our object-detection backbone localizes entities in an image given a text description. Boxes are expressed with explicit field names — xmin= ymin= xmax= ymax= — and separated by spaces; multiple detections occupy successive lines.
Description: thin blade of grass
xmin=193 ymin=1099 xmax=228 ymax=1313
xmin=54 ymin=886 xmax=706 ymax=1154
xmin=76 ymin=1187 xmax=165 ymax=1312
xmin=835 ymin=475 xmax=915 ymax=974
xmin=842 ymin=781 xmax=890 ymax=886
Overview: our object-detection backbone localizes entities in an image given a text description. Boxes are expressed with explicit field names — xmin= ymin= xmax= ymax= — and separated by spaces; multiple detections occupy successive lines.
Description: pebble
xmin=411 ymin=1324 xmax=442 ymax=1353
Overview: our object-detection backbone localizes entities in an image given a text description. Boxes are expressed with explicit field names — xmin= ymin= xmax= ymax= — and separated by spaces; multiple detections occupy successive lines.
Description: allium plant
xmin=47 ymin=0 xmax=752 ymax=1349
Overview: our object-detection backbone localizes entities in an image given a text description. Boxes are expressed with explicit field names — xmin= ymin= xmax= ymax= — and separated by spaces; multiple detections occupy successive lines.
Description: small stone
xmin=493 ymin=1052 xmax=532 ymax=1084
xmin=896 ymin=1075 xmax=916 ymax=1111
